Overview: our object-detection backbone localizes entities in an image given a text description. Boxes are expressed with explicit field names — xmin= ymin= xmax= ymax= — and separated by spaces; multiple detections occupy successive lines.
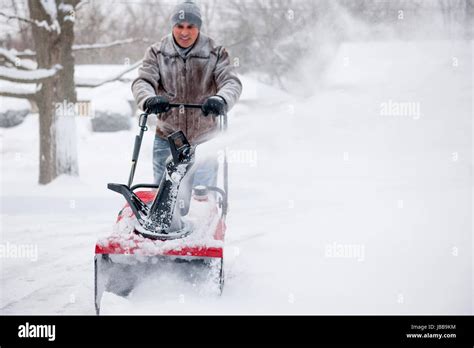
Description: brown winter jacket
xmin=131 ymin=33 xmax=242 ymax=144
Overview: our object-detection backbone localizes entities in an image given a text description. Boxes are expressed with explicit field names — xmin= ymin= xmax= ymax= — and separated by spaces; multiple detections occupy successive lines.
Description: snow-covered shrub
xmin=0 ymin=97 xmax=31 ymax=128
xmin=90 ymin=98 xmax=131 ymax=132
xmin=91 ymin=110 xmax=131 ymax=132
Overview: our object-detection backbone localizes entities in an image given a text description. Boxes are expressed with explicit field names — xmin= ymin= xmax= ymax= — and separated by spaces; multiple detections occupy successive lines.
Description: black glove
xmin=202 ymin=96 xmax=227 ymax=116
xmin=144 ymin=96 xmax=170 ymax=114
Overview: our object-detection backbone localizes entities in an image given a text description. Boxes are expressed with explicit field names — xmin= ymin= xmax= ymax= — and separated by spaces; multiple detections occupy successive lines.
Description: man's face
xmin=172 ymin=21 xmax=199 ymax=48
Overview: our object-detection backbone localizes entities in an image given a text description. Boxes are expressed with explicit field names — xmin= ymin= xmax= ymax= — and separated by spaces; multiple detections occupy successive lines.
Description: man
xmin=132 ymin=0 xmax=242 ymax=188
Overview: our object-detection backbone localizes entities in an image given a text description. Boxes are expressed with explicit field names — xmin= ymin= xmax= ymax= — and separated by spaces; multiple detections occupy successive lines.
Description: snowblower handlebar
xmin=128 ymin=103 xmax=227 ymax=187
xmin=145 ymin=103 xmax=226 ymax=117
xmin=168 ymin=103 xmax=203 ymax=109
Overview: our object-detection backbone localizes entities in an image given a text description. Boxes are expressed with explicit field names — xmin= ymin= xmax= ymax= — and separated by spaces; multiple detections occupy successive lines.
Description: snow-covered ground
xmin=0 ymin=40 xmax=472 ymax=314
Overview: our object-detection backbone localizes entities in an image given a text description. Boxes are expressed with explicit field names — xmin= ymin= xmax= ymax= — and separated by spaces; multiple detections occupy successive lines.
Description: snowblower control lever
xmin=168 ymin=130 xmax=191 ymax=164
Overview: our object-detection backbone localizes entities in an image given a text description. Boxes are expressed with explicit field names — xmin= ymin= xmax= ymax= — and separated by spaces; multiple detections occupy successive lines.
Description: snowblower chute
xmin=94 ymin=103 xmax=228 ymax=314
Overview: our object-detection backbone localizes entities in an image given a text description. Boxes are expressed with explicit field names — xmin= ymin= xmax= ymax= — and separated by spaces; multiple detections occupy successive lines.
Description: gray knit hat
xmin=171 ymin=1 xmax=202 ymax=29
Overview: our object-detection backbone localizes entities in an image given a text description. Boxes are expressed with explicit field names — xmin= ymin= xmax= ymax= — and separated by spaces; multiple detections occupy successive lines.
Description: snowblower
xmin=94 ymin=103 xmax=228 ymax=314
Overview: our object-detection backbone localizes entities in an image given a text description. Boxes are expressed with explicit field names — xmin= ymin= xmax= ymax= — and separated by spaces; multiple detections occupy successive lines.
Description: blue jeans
xmin=153 ymin=135 xmax=218 ymax=187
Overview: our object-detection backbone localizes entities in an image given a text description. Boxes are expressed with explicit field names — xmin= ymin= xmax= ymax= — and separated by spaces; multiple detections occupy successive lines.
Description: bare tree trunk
xmin=29 ymin=0 xmax=59 ymax=184
xmin=28 ymin=0 xmax=79 ymax=184
xmin=37 ymin=79 xmax=58 ymax=185
xmin=56 ymin=0 xmax=79 ymax=176
xmin=58 ymin=0 xmax=78 ymax=103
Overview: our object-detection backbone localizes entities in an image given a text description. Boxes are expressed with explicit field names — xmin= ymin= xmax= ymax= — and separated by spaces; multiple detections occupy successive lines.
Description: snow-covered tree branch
xmin=72 ymin=38 xmax=151 ymax=51
xmin=0 ymin=84 xmax=37 ymax=100
xmin=0 ymin=10 xmax=58 ymax=32
xmin=0 ymin=65 xmax=61 ymax=83
xmin=75 ymin=60 xmax=141 ymax=88
xmin=9 ymin=38 xmax=152 ymax=59
xmin=11 ymin=50 xmax=37 ymax=59
xmin=0 ymin=48 xmax=37 ymax=70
